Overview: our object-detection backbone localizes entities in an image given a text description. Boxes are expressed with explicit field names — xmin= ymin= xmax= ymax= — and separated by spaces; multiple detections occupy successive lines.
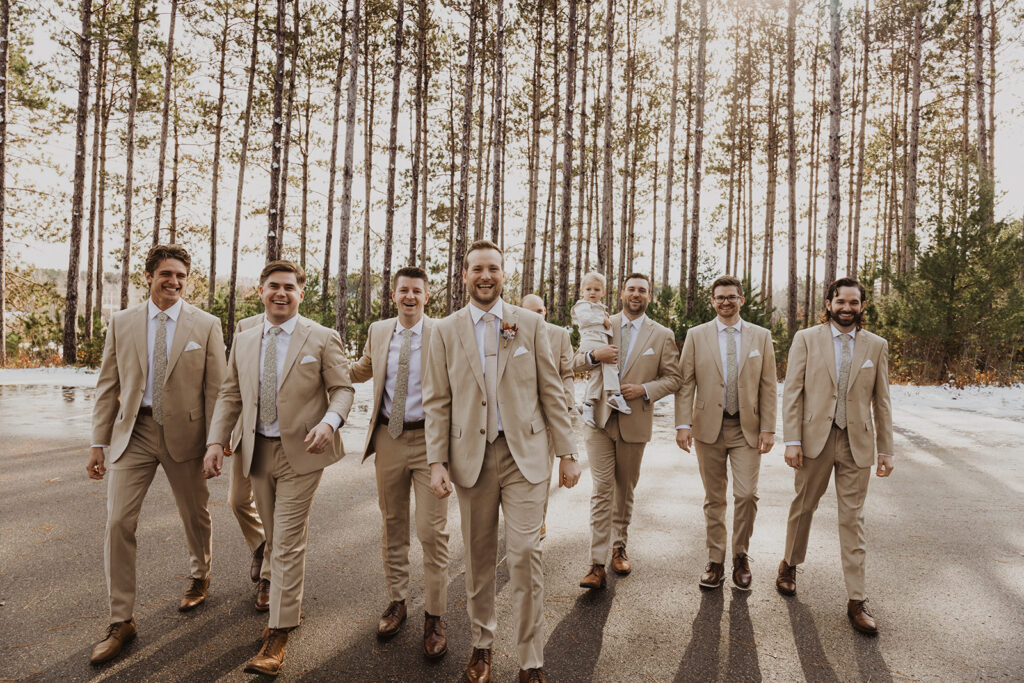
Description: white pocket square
xmin=300 ymin=355 xmax=318 ymax=365
xmin=513 ymin=346 xmax=529 ymax=358
xmin=184 ymin=341 xmax=202 ymax=351
xmin=748 ymin=349 xmax=760 ymax=358
xmin=642 ymin=347 xmax=655 ymax=356
xmin=861 ymin=359 xmax=874 ymax=368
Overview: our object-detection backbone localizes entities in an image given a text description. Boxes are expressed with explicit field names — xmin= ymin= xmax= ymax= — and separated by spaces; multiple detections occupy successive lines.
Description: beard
xmin=828 ymin=308 xmax=863 ymax=328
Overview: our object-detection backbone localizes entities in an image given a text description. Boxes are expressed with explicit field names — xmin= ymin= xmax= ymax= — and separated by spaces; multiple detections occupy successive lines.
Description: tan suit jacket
xmin=92 ymin=301 xmax=226 ymax=462
xmin=544 ymin=322 xmax=576 ymax=413
xmin=230 ymin=314 xmax=265 ymax=450
xmin=783 ymin=324 xmax=894 ymax=468
xmin=350 ymin=316 xmax=434 ymax=461
xmin=675 ymin=319 xmax=777 ymax=447
xmin=208 ymin=316 xmax=355 ymax=476
xmin=424 ymin=304 xmax=576 ymax=488
xmin=573 ymin=313 xmax=682 ymax=443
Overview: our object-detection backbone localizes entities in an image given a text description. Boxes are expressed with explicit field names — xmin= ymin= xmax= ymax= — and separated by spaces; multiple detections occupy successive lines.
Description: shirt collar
xmin=148 ymin=298 xmax=183 ymax=321
xmin=265 ymin=314 xmax=300 ymax=336
xmin=470 ymin=298 xmax=504 ymax=324
xmin=715 ymin=317 xmax=743 ymax=333
xmin=622 ymin=313 xmax=646 ymax=330
xmin=830 ymin=323 xmax=857 ymax=340
xmin=397 ymin=317 xmax=424 ymax=336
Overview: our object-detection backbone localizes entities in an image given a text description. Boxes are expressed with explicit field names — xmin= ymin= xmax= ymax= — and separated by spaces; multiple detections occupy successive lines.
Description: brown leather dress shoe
xmin=464 ymin=647 xmax=492 ymax=683
xmin=732 ymin=554 xmax=752 ymax=591
xmin=377 ymin=600 xmax=407 ymax=639
xmin=250 ymin=541 xmax=266 ymax=583
xmin=611 ymin=547 xmax=631 ymax=575
xmin=848 ymin=599 xmax=879 ymax=635
xmin=179 ymin=576 xmax=209 ymax=611
xmin=776 ymin=560 xmax=797 ymax=596
xmin=699 ymin=561 xmax=725 ymax=589
xmin=89 ymin=619 xmax=136 ymax=665
xmin=519 ymin=667 xmax=548 ymax=682
xmin=244 ymin=628 xmax=289 ymax=676
xmin=424 ymin=613 xmax=448 ymax=659
xmin=255 ymin=578 xmax=271 ymax=612
xmin=579 ymin=564 xmax=607 ymax=590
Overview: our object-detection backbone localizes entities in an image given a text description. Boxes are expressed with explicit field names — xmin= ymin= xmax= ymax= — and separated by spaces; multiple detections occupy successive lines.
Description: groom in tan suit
xmin=203 ymin=260 xmax=354 ymax=674
xmin=675 ymin=276 xmax=777 ymax=591
xmin=86 ymin=244 xmax=225 ymax=665
xmin=775 ymin=277 xmax=894 ymax=636
xmin=424 ymin=240 xmax=580 ymax=683
xmin=349 ymin=266 xmax=451 ymax=659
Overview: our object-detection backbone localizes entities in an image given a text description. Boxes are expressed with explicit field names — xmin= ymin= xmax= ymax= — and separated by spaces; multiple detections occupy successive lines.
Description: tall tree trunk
xmin=323 ymin=0 xmax=349 ymax=306
xmin=300 ymin=55 xmax=312 ymax=270
xmin=420 ymin=47 xmax=431 ymax=269
xmin=0 ymin=0 xmax=8 ymax=365
xmin=151 ymin=0 xmax=177 ymax=246
xmin=573 ymin=0 xmax=591 ymax=298
xmin=169 ymin=87 xmax=179 ymax=242
xmin=823 ymin=0 xmax=841 ymax=288
xmin=678 ymin=38 xmax=693 ymax=295
xmin=600 ymin=0 xmax=615 ymax=301
xmin=276 ymin=0 xmax=301 ymax=256
xmin=382 ymin=0 xmax=405 ymax=318
xmin=208 ymin=6 xmax=230 ymax=309
xmin=451 ymin=0 xmax=479 ymax=309
xmin=987 ymin=0 xmax=995 ymax=187
xmin=804 ymin=17 xmax=822 ymax=324
xmin=471 ymin=2 xmax=488 ymax=241
xmin=410 ymin=0 xmax=427 ymax=260
xmin=119 ymin=0 xmax=141 ymax=310
xmin=662 ymin=0 xmax=682 ymax=290
xmin=523 ymin=1 xmax=544 ymax=297
xmin=266 ymin=0 xmax=287 ymax=260
xmin=763 ymin=42 xmax=777 ymax=304
xmin=360 ymin=43 xmax=377 ymax=318
xmin=973 ymin=0 xmax=991 ymax=222
xmin=786 ymin=0 xmax=798 ymax=335
xmin=337 ymin=0 xmax=361 ymax=339
xmin=446 ymin=58 xmax=455 ymax=310
xmin=543 ymin=0 xmax=561 ymax=303
xmin=489 ymin=0 xmax=505 ymax=243
xmin=96 ymin=59 xmax=115 ymax=333
xmin=556 ymin=0 xmax=577 ymax=319
xmin=903 ymin=5 xmax=922 ymax=271
xmin=618 ymin=0 xmax=634 ymax=288
xmin=85 ymin=10 xmax=108 ymax=337
xmin=687 ymin=0 xmax=707 ymax=315
xmin=852 ymin=0 xmax=869 ymax=277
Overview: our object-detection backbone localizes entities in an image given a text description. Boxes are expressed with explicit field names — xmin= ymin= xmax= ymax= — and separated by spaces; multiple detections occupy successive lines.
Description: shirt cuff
xmin=676 ymin=425 xmax=691 ymax=430
xmin=91 ymin=444 xmax=108 ymax=449
xmin=878 ymin=453 xmax=893 ymax=459
xmin=642 ymin=384 xmax=650 ymax=401
xmin=784 ymin=441 xmax=801 ymax=447
xmin=320 ymin=411 xmax=343 ymax=431
xmin=760 ymin=430 xmax=774 ymax=433
xmin=586 ymin=351 xmax=596 ymax=366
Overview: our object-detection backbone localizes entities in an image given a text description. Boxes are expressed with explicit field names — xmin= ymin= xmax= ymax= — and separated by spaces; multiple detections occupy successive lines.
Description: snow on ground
xmin=0 ymin=367 xmax=100 ymax=387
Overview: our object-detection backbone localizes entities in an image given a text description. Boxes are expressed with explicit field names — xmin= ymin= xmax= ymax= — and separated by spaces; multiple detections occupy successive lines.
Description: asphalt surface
xmin=1 ymin=382 xmax=1022 ymax=682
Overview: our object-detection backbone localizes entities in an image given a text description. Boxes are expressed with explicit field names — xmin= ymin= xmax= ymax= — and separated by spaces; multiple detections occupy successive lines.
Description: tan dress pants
xmin=584 ymin=414 xmax=648 ymax=565
xmin=104 ymin=414 xmax=211 ymax=623
xmin=228 ymin=442 xmax=269 ymax=580
xmin=372 ymin=423 xmax=450 ymax=616
xmin=694 ymin=416 xmax=761 ymax=563
xmin=454 ymin=436 xmax=548 ymax=670
xmin=784 ymin=425 xmax=872 ymax=601
xmin=250 ymin=435 xmax=323 ymax=629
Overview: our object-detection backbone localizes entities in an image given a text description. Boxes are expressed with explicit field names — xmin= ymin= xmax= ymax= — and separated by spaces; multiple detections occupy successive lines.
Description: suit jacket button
xmin=480 ymin=428 xmax=485 ymax=434
xmin=482 ymin=400 xmax=486 ymax=406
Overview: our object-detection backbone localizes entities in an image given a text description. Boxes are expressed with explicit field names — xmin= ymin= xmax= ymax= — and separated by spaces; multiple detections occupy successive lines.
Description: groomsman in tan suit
xmin=775 ymin=277 xmax=894 ymax=636
xmin=674 ymin=276 xmax=777 ymax=590
xmin=349 ymin=266 xmax=451 ymax=659
xmin=424 ymin=240 xmax=581 ymax=683
xmin=203 ymin=260 xmax=354 ymax=675
xmin=577 ymin=273 xmax=681 ymax=589
xmin=86 ymin=245 xmax=225 ymax=665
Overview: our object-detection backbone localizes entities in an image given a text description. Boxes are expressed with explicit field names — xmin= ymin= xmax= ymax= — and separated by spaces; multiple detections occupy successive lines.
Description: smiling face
xmin=463 ymin=247 xmax=504 ymax=309
xmin=145 ymin=258 xmax=189 ymax=310
xmin=392 ymin=275 xmax=428 ymax=325
xmin=711 ymin=284 xmax=744 ymax=323
xmin=825 ymin=285 xmax=865 ymax=331
xmin=620 ymin=277 xmax=651 ymax=318
xmin=259 ymin=271 xmax=305 ymax=324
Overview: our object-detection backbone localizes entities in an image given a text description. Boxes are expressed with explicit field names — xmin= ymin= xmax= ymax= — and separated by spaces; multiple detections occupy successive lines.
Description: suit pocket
xmin=695 ymin=399 xmax=705 ymax=410
xmin=450 ymin=424 xmax=462 ymax=439
xmin=803 ymin=412 xmax=815 ymax=422
xmin=530 ymin=418 xmax=545 ymax=434
xmin=189 ymin=407 xmax=202 ymax=421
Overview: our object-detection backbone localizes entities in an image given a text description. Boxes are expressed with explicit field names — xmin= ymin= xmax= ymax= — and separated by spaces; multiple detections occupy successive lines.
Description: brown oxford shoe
xmin=776 ymin=560 xmax=797 ymax=596
xmin=848 ymin=599 xmax=879 ymax=635
xmin=579 ymin=564 xmax=607 ymax=590
xmin=89 ymin=619 xmax=136 ymax=665
xmin=464 ymin=647 xmax=492 ymax=683
xmin=255 ymin=578 xmax=271 ymax=612
xmin=732 ymin=554 xmax=752 ymax=591
xmin=699 ymin=561 xmax=725 ymax=590
xmin=611 ymin=546 xmax=632 ymax=575
xmin=519 ymin=667 xmax=548 ymax=682
xmin=424 ymin=613 xmax=448 ymax=659
xmin=250 ymin=541 xmax=266 ymax=583
xmin=179 ymin=576 xmax=209 ymax=611
xmin=377 ymin=600 xmax=407 ymax=639
xmin=244 ymin=627 xmax=289 ymax=676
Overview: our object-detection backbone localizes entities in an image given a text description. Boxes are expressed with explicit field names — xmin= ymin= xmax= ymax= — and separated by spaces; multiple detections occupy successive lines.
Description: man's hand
xmin=784 ymin=444 xmax=804 ymax=470
xmin=304 ymin=422 xmax=334 ymax=454
xmin=758 ymin=432 xmax=775 ymax=454
xmin=429 ymin=462 xmax=453 ymax=499
xmin=86 ymin=447 xmax=106 ymax=480
xmin=202 ymin=444 xmax=224 ymax=479
xmin=558 ymin=457 xmax=581 ymax=488
xmin=602 ymin=315 xmax=612 ymax=330
xmin=620 ymin=384 xmax=646 ymax=401
xmin=591 ymin=344 xmax=618 ymax=365
xmin=676 ymin=427 xmax=693 ymax=453
xmin=876 ymin=455 xmax=894 ymax=477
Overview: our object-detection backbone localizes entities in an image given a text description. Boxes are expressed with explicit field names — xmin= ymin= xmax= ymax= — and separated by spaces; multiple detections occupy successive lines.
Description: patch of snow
xmin=0 ymin=367 xmax=100 ymax=387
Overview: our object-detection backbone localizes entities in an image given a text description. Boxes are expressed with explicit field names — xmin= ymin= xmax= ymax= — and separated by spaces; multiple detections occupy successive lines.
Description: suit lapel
xmin=375 ymin=319 xmax=397 ymax=380
xmin=702 ymin=322 xmax=724 ymax=380
xmin=279 ymin=317 xmax=312 ymax=387
xmin=622 ymin=317 xmax=654 ymax=377
xmin=737 ymin=322 xmax=754 ymax=373
xmin=454 ymin=307 xmax=487 ymax=395
xmin=238 ymin=326 xmax=262 ymax=399
xmin=164 ymin=303 xmax=195 ymax=379
xmin=845 ymin=330 xmax=869 ymax=394
xmin=497 ymin=306 xmax=519 ymax=381
xmin=820 ymin=324 xmax=838 ymax=386
xmin=133 ymin=304 xmax=150 ymax=379
xmin=421 ymin=317 xmax=433 ymax=357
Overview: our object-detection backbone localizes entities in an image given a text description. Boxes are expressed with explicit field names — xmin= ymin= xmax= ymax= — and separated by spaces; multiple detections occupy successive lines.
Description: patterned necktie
xmin=260 ymin=326 xmax=283 ymax=426
xmin=725 ymin=326 xmax=739 ymax=415
xmin=619 ymin=321 xmax=633 ymax=372
xmin=152 ymin=311 xmax=169 ymax=425
xmin=835 ymin=333 xmax=852 ymax=429
xmin=388 ymin=328 xmax=413 ymax=439
xmin=483 ymin=313 xmax=499 ymax=443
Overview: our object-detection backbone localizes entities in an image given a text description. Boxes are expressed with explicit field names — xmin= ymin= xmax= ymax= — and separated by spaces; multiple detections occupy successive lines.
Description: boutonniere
xmin=500 ymin=321 xmax=518 ymax=347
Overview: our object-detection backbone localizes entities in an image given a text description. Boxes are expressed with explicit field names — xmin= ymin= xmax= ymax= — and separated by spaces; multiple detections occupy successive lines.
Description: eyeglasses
xmin=713 ymin=295 xmax=741 ymax=303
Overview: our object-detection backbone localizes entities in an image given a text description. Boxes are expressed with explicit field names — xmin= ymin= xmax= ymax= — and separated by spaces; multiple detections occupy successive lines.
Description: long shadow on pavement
xmin=674 ymin=589 xmax=724 ymax=682
xmin=785 ymin=597 xmax=840 ymax=683
xmin=543 ymin=582 xmax=616 ymax=682
xmin=726 ymin=588 xmax=761 ymax=682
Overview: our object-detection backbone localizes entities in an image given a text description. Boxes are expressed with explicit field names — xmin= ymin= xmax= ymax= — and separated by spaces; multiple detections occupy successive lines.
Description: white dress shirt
xmin=142 ymin=298 xmax=182 ymax=408
xmin=469 ymin=298 xmax=504 ymax=433
xmin=257 ymin=314 xmax=342 ymax=437
xmin=620 ymin=313 xmax=646 ymax=365
xmin=382 ymin=317 xmax=425 ymax=421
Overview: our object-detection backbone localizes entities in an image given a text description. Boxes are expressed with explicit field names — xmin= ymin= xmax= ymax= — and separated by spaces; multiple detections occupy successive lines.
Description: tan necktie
xmin=619 ymin=321 xmax=633 ymax=372
xmin=388 ymin=328 xmax=413 ymax=439
xmin=835 ymin=333 xmax=852 ymax=429
xmin=725 ymin=326 xmax=739 ymax=415
xmin=483 ymin=313 xmax=499 ymax=443
xmin=260 ymin=326 xmax=282 ymax=426
xmin=152 ymin=311 xmax=169 ymax=425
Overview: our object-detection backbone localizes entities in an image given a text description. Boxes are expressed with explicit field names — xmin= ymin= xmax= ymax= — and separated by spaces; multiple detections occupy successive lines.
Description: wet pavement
xmin=1 ymin=382 xmax=1022 ymax=681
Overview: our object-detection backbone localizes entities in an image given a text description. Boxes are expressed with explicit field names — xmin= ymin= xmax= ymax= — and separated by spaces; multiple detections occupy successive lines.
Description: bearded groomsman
xmin=424 ymin=240 xmax=581 ymax=683
xmin=349 ymin=266 xmax=451 ymax=659
xmin=577 ymin=273 xmax=681 ymax=589
xmin=776 ymin=277 xmax=894 ymax=636
xmin=674 ymin=276 xmax=777 ymax=590
xmin=203 ymin=260 xmax=354 ymax=675
xmin=86 ymin=244 xmax=225 ymax=665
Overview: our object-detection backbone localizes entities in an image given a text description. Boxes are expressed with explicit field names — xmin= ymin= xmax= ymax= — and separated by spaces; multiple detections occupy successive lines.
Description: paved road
xmin=1 ymin=382 xmax=1022 ymax=681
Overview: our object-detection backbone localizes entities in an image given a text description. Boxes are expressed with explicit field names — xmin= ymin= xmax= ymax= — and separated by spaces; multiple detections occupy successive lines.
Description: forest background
xmin=1 ymin=0 xmax=1022 ymax=385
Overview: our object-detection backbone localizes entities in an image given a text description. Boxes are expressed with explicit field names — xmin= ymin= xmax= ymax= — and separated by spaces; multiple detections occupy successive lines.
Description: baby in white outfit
xmin=571 ymin=272 xmax=631 ymax=427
